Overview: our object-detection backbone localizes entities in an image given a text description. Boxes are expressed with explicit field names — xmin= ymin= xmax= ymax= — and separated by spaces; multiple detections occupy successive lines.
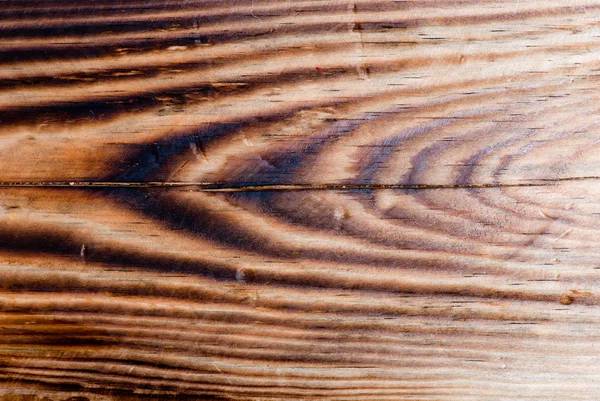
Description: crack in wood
xmin=0 ymin=175 xmax=599 ymax=191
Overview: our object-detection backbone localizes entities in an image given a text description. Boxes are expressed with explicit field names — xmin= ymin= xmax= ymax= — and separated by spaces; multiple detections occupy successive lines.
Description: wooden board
xmin=3 ymin=1 xmax=600 ymax=399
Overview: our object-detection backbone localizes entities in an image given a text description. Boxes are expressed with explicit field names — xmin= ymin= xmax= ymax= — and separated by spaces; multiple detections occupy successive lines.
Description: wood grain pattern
xmin=3 ymin=1 xmax=600 ymax=399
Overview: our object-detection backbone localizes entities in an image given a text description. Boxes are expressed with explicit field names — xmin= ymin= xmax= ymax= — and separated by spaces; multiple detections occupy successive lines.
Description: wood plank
xmin=2 ymin=1 xmax=600 ymax=399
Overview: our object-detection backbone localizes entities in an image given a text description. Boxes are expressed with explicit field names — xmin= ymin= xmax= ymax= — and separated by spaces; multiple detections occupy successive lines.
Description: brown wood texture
xmin=3 ymin=0 xmax=600 ymax=399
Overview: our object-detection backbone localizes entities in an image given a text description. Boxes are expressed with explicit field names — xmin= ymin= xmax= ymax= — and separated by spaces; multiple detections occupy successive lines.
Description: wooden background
xmin=3 ymin=0 xmax=600 ymax=399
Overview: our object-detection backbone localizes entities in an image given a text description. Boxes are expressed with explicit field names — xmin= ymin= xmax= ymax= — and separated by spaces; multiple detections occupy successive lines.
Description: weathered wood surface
xmin=3 ymin=0 xmax=600 ymax=399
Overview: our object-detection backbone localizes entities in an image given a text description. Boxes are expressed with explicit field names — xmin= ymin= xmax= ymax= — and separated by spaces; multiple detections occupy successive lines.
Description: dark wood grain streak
xmin=3 ymin=1 xmax=600 ymax=400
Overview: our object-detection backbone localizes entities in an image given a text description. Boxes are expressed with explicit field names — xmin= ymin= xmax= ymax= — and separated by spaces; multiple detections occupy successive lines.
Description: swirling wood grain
xmin=3 ymin=1 xmax=600 ymax=400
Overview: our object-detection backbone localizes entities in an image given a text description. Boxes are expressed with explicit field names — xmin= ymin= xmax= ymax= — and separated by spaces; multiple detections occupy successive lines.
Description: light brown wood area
xmin=3 ymin=0 xmax=600 ymax=399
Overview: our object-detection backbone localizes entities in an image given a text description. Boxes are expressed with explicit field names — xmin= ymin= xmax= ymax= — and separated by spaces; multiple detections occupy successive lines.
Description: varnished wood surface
xmin=3 ymin=1 xmax=600 ymax=399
